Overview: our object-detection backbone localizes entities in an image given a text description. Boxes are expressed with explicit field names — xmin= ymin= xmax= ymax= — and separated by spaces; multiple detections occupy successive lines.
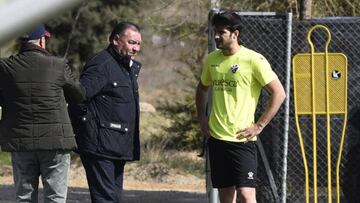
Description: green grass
xmin=165 ymin=150 xmax=205 ymax=178
xmin=139 ymin=111 xmax=205 ymax=178
xmin=139 ymin=111 xmax=171 ymax=142
xmin=0 ymin=152 xmax=11 ymax=166
xmin=136 ymin=147 xmax=205 ymax=179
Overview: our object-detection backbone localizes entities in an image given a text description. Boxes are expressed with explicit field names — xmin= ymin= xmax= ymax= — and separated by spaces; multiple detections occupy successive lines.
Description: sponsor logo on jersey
xmin=213 ymin=79 xmax=238 ymax=92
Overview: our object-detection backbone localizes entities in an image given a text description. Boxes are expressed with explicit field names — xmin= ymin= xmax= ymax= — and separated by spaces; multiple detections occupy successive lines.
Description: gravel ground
xmin=0 ymin=185 xmax=207 ymax=203
xmin=0 ymin=154 xmax=207 ymax=202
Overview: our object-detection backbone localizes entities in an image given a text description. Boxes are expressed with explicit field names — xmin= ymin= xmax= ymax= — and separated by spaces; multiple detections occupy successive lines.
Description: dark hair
xmin=108 ymin=21 xmax=141 ymax=42
xmin=212 ymin=10 xmax=242 ymax=33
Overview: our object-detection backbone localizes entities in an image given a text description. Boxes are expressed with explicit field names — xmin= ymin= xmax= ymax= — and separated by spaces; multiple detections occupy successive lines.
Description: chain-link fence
xmin=289 ymin=18 xmax=360 ymax=203
xmin=208 ymin=9 xmax=360 ymax=203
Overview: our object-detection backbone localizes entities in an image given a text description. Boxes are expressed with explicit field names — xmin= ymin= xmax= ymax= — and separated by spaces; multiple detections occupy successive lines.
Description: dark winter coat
xmin=69 ymin=45 xmax=141 ymax=160
xmin=0 ymin=43 xmax=85 ymax=151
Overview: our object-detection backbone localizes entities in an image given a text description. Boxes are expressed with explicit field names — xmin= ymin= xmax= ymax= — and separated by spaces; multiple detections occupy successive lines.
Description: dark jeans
xmin=80 ymin=153 xmax=126 ymax=203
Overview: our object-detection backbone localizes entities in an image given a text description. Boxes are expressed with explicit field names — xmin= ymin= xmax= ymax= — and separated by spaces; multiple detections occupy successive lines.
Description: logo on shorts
xmin=247 ymin=171 xmax=254 ymax=180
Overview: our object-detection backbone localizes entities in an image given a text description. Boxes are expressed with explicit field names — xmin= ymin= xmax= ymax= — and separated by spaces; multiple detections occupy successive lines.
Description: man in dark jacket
xmin=0 ymin=25 xmax=85 ymax=202
xmin=342 ymin=106 xmax=360 ymax=203
xmin=69 ymin=21 xmax=142 ymax=203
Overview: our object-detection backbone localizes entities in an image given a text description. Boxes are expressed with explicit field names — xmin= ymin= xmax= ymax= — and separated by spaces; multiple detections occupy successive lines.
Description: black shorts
xmin=208 ymin=136 xmax=257 ymax=188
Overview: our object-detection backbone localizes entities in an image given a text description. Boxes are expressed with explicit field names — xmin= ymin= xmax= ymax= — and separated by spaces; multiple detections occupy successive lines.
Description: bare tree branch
xmin=300 ymin=0 xmax=312 ymax=19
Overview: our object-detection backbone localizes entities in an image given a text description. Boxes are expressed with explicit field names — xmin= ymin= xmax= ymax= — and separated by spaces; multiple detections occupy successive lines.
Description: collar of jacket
xmin=19 ymin=42 xmax=51 ymax=56
xmin=106 ymin=44 xmax=132 ymax=69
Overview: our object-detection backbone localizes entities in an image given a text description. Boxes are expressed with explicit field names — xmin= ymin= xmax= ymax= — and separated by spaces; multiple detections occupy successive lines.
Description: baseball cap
xmin=23 ymin=25 xmax=51 ymax=40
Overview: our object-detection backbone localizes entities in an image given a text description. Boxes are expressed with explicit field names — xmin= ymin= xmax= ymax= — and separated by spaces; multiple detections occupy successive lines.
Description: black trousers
xmin=342 ymin=143 xmax=360 ymax=203
xmin=80 ymin=153 xmax=126 ymax=203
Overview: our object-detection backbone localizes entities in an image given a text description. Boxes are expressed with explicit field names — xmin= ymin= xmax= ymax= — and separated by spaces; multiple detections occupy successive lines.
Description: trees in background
xmin=42 ymin=0 xmax=360 ymax=151
xmin=47 ymin=0 xmax=141 ymax=73
xmin=0 ymin=0 xmax=359 ymax=152
xmin=45 ymin=0 xmax=210 ymax=150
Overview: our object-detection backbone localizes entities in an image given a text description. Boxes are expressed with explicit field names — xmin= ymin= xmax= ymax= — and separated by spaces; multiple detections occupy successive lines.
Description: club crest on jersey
xmin=231 ymin=64 xmax=239 ymax=73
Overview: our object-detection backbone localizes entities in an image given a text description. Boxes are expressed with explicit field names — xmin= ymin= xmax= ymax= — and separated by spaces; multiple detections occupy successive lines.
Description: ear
xmin=112 ymin=34 xmax=120 ymax=45
xmin=233 ymin=30 xmax=240 ymax=38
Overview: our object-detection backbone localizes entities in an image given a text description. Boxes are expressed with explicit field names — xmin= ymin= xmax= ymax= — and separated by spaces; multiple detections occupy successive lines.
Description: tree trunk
xmin=300 ymin=0 xmax=312 ymax=20
xmin=210 ymin=0 xmax=220 ymax=8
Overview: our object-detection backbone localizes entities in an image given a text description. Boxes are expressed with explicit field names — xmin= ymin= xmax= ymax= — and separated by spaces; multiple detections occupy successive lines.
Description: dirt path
xmin=0 ymin=185 xmax=207 ymax=203
xmin=0 ymin=163 xmax=207 ymax=203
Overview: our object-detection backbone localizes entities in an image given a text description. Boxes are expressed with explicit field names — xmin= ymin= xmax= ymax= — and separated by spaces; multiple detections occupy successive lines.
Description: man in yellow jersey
xmin=196 ymin=11 xmax=286 ymax=203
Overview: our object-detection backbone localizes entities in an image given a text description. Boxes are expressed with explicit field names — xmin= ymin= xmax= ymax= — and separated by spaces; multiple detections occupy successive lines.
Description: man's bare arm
xmin=237 ymin=78 xmax=286 ymax=139
xmin=195 ymin=82 xmax=210 ymax=137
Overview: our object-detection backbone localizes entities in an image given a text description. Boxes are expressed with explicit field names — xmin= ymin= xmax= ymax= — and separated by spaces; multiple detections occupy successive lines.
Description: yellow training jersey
xmin=200 ymin=46 xmax=277 ymax=142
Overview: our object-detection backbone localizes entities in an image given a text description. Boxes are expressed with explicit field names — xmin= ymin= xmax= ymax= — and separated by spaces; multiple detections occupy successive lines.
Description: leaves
xmin=43 ymin=0 xmax=360 ymax=151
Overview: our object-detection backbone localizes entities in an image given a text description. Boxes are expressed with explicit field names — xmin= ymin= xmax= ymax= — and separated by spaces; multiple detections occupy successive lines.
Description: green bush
xmin=0 ymin=152 xmax=11 ymax=166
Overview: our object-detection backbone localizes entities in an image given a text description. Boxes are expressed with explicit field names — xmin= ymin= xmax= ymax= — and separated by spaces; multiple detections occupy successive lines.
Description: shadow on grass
xmin=0 ymin=185 xmax=207 ymax=203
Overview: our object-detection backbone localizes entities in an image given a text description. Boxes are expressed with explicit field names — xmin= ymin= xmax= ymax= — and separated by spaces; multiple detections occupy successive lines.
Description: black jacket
xmin=0 ymin=43 xmax=85 ymax=151
xmin=69 ymin=45 xmax=141 ymax=160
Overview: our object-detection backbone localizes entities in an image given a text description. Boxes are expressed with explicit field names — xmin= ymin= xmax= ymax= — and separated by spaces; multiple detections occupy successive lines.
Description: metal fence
xmin=208 ymin=9 xmax=360 ymax=203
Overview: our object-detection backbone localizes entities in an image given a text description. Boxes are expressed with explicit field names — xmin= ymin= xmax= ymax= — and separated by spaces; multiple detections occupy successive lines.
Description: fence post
xmin=281 ymin=12 xmax=293 ymax=203
xmin=206 ymin=8 xmax=220 ymax=203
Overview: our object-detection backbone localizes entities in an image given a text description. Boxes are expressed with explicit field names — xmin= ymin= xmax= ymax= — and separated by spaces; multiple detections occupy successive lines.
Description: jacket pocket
xmin=109 ymin=80 xmax=132 ymax=103
xmin=97 ymin=121 xmax=133 ymax=157
xmin=99 ymin=121 xmax=129 ymax=133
